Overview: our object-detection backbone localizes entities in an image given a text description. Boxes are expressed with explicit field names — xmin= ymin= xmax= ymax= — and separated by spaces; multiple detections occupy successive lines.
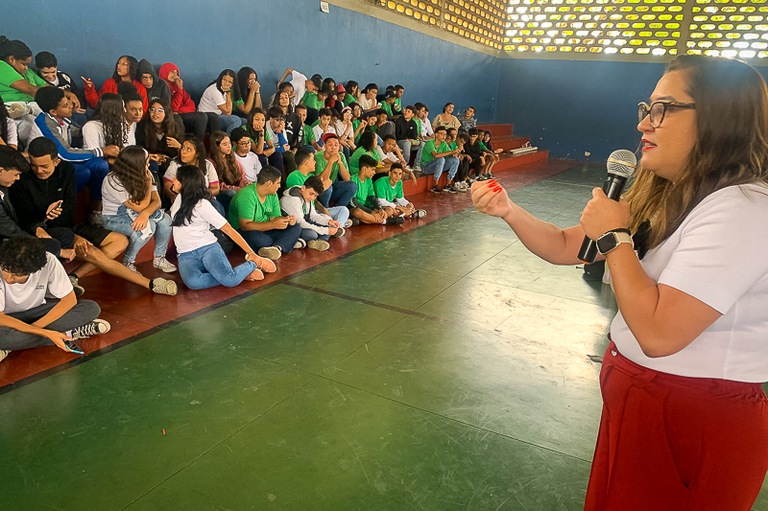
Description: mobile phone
xmin=55 ymin=200 xmax=63 ymax=209
xmin=64 ymin=340 xmax=84 ymax=355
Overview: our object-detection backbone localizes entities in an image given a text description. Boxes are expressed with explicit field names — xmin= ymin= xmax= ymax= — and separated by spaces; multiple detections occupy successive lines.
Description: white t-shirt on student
xmin=289 ymin=70 xmax=308 ymax=108
xmin=312 ymin=124 xmax=336 ymax=145
xmin=198 ymin=84 xmax=227 ymax=114
xmin=101 ymin=173 xmax=158 ymax=217
xmin=170 ymin=195 xmax=227 ymax=254
xmin=82 ymin=120 xmax=136 ymax=150
xmin=164 ymin=160 xmax=219 ymax=185
xmin=234 ymin=152 xmax=262 ymax=183
xmin=610 ymin=183 xmax=768 ymax=382
xmin=1 ymin=253 xmax=72 ymax=314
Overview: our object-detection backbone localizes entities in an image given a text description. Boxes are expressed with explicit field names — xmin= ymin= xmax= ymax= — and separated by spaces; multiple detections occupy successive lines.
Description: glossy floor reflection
xmin=1 ymin=163 xmax=765 ymax=511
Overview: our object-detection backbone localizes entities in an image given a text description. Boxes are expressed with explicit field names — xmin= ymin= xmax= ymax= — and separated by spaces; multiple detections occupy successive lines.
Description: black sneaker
xmin=386 ymin=216 xmax=405 ymax=225
xmin=443 ymin=185 xmax=458 ymax=194
xmin=430 ymin=185 xmax=442 ymax=194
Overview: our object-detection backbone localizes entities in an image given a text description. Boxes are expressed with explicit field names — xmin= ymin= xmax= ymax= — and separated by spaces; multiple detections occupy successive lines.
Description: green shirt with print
xmin=228 ymin=183 xmax=281 ymax=230
xmin=421 ymin=139 xmax=452 ymax=165
xmin=0 ymin=61 xmax=47 ymax=102
xmin=374 ymin=178 xmax=404 ymax=203
xmin=313 ymin=151 xmax=348 ymax=183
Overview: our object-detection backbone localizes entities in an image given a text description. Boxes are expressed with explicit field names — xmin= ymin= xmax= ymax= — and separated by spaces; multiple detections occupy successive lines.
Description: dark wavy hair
xmin=209 ymin=130 xmax=241 ymax=187
xmin=177 ymin=135 xmax=206 ymax=168
xmin=112 ymin=55 xmax=139 ymax=83
xmin=143 ymin=97 xmax=183 ymax=154
xmin=235 ymin=66 xmax=257 ymax=104
xmin=0 ymin=237 xmax=47 ymax=275
xmin=0 ymin=36 xmax=31 ymax=62
xmin=109 ymin=146 xmax=151 ymax=203
xmin=91 ymin=93 xmax=126 ymax=147
xmin=171 ymin=165 xmax=211 ymax=227
xmin=358 ymin=130 xmax=376 ymax=152
xmin=212 ymin=68 xmax=238 ymax=96
xmin=245 ymin=108 xmax=266 ymax=141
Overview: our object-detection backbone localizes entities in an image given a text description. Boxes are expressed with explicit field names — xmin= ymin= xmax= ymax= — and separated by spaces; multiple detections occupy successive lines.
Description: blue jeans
xmin=178 ymin=242 xmax=256 ymax=290
xmin=301 ymin=228 xmax=329 ymax=242
xmin=238 ymin=224 xmax=302 ymax=254
xmin=327 ymin=206 xmax=350 ymax=226
xmin=317 ymin=180 xmax=358 ymax=208
xmin=73 ymin=157 xmax=110 ymax=199
xmin=422 ymin=156 xmax=459 ymax=182
xmin=219 ymin=114 xmax=244 ymax=135
xmin=103 ymin=206 xmax=172 ymax=264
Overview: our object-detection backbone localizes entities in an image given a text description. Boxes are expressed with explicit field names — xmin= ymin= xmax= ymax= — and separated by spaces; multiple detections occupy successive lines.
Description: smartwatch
xmin=596 ymin=228 xmax=634 ymax=256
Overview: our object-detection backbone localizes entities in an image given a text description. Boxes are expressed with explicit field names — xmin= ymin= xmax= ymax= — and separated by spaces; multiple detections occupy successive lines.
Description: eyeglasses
xmin=237 ymin=140 xmax=252 ymax=147
xmin=637 ymin=100 xmax=696 ymax=128
xmin=149 ymin=107 xmax=165 ymax=113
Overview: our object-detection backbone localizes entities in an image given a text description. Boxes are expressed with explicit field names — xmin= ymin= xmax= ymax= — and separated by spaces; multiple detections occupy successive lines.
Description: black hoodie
xmin=138 ymin=59 xmax=171 ymax=103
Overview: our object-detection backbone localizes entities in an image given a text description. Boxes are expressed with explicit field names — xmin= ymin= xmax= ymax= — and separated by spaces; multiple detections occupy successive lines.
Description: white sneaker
xmin=0 ymin=349 xmax=10 ymax=363
xmin=151 ymin=278 xmax=178 ymax=296
xmin=307 ymin=239 xmax=330 ymax=251
xmin=344 ymin=219 xmax=353 ymax=228
xmin=71 ymin=319 xmax=111 ymax=340
xmin=258 ymin=246 xmax=282 ymax=261
xmin=293 ymin=239 xmax=307 ymax=250
xmin=153 ymin=256 xmax=177 ymax=273
xmin=332 ymin=227 xmax=345 ymax=238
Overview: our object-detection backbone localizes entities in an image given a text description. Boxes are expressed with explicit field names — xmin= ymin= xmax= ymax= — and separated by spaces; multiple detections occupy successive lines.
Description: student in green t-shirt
xmin=421 ymin=126 xmax=461 ymax=194
xmin=349 ymin=155 xmax=403 ymax=226
xmin=348 ymin=131 xmax=381 ymax=175
xmin=228 ymin=165 xmax=301 ymax=260
xmin=313 ymin=134 xmax=357 ymax=209
xmin=295 ymin=104 xmax=322 ymax=153
xmin=374 ymin=163 xmax=426 ymax=220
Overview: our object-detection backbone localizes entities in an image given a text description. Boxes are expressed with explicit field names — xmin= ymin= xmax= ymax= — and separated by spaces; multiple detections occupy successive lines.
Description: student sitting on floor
xmin=374 ymin=163 xmax=426 ymax=220
xmin=287 ymin=148 xmax=350 ymax=229
xmin=227 ymin=165 xmax=301 ymax=261
xmin=170 ymin=165 xmax=275 ymax=290
xmin=101 ymin=146 xmax=176 ymax=275
xmin=163 ymin=135 xmax=220 ymax=210
xmin=349 ymin=155 xmax=403 ymax=226
xmin=231 ymin=127 xmax=262 ymax=183
xmin=13 ymin=138 xmax=177 ymax=296
xmin=0 ymin=237 xmax=110 ymax=363
xmin=280 ymin=175 xmax=346 ymax=252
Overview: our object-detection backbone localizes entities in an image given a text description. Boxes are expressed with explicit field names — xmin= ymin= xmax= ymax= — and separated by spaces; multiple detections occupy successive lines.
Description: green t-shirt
xmin=302 ymin=125 xmax=315 ymax=145
xmin=301 ymin=91 xmax=322 ymax=110
xmin=374 ymin=178 xmax=404 ymax=203
xmin=343 ymin=94 xmax=355 ymax=106
xmin=382 ymin=103 xmax=394 ymax=117
xmin=421 ymin=139 xmax=451 ymax=165
xmin=414 ymin=118 xmax=422 ymax=137
xmin=479 ymin=141 xmax=488 ymax=151
xmin=394 ymin=97 xmax=402 ymax=110
xmin=348 ymin=147 xmax=381 ymax=175
xmin=449 ymin=141 xmax=457 ymax=150
xmin=228 ymin=183 xmax=281 ymax=229
xmin=0 ymin=61 xmax=47 ymax=103
xmin=286 ymin=170 xmax=311 ymax=188
xmin=352 ymin=174 xmax=377 ymax=209
xmin=313 ymin=151 xmax=348 ymax=183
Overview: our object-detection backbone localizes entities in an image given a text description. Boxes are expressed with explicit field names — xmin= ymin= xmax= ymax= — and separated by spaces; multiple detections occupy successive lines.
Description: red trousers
xmin=585 ymin=342 xmax=768 ymax=511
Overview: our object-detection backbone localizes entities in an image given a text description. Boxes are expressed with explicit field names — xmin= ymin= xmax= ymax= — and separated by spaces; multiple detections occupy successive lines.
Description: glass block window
xmin=378 ymin=0 xmax=508 ymax=49
xmin=686 ymin=0 xmax=768 ymax=60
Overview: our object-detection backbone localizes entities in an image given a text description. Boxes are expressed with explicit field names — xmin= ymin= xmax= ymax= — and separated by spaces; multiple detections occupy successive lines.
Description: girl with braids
xmin=82 ymin=93 xmax=130 ymax=155
xmin=83 ymin=55 xmax=148 ymax=111
xmin=0 ymin=96 xmax=18 ymax=148
xmin=162 ymin=135 xmax=220 ymax=207
xmin=208 ymin=130 xmax=248 ymax=213
xmin=170 ymin=165 xmax=276 ymax=290
xmin=136 ymin=97 xmax=183 ymax=171
xmin=234 ymin=66 xmax=262 ymax=116
xmin=101 ymin=146 xmax=176 ymax=274
xmin=473 ymin=55 xmax=768 ymax=510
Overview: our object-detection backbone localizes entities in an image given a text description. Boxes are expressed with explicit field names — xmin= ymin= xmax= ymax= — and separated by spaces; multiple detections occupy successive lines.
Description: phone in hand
xmin=64 ymin=340 xmax=84 ymax=355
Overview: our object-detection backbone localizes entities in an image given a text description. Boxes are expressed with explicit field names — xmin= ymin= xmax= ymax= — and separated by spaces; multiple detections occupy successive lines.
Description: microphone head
xmin=606 ymin=149 xmax=637 ymax=179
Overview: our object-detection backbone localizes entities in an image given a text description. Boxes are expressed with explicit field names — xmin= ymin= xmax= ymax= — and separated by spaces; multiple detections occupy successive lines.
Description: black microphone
xmin=578 ymin=149 xmax=637 ymax=264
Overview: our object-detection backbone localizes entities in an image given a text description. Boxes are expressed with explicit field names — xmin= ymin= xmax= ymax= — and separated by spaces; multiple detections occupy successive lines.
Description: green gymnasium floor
xmin=1 ymin=164 xmax=766 ymax=510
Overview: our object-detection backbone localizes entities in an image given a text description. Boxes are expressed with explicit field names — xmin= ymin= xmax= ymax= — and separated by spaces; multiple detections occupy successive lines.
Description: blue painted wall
xmin=8 ymin=0 xmax=500 ymax=121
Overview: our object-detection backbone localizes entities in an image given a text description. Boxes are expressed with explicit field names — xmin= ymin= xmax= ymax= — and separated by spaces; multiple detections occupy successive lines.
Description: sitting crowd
xmin=0 ymin=34 xmax=500 ymax=361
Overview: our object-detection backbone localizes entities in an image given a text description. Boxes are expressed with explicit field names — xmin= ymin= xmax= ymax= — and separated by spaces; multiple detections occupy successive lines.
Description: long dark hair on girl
xmin=211 ymin=69 xmax=239 ymax=96
xmin=209 ymin=130 xmax=241 ymax=186
xmin=91 ymin=93 xmax=126 ymax=147
xmin=358 ymin=130 xmax=376 ymax=152
xmin=177 ymin=134 xmax=206 ymax=168
xmin=0 ymin=96 xmax=9 ymax=144
xmin=112 ymin=55 xmax=139 ymax=83
xmin=144 ymin=97 xmax=183 ymax=154
xmin=245 ymin=107 xmax=266 ymax=141
xmin=235 ymin=66 xmax=257 ymax=104
xmin=171 ymin=165 xmax=211 ymax=227
xmin=109 ymin=146 xmax=150 ymax=203
xmin=0 ymin=36 xmax=31 ymax=62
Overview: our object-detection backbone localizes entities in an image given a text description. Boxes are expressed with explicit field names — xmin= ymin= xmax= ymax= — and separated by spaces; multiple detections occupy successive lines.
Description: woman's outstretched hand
xmin=471 ymin=179 xmax=511 ymax=219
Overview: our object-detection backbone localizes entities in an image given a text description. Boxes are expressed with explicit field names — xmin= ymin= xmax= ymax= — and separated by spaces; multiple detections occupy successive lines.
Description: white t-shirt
xmin=170 ymin=195 xmax=227 ymax=254
xmin=420 ymin=117 xmax=434 ymax=138
xmin=82 ymin=120 xmax=136 ymax=150
xmin=164 ymin=159 xmax=219 ymax=185
xmin=1 ymin=253 xmax=72 ymax=314
xmin=101 ymin=173 xmax=158 ymax=217
xmin=234 ymin=151 xmax=262 ymax=183
xmin=611 ymin=183 xmax=768 ymax=382
xmin=358 ymin=96 xmax=378 ymax=112
xmin=198 ymin=84 xmax=227 ymax=114
xmin=289 ymin=70 xmax=307 ymax=108
xmin=312 ymin=124 xmax=336 ymax=145
xmin=334 ymin=120 xmax=353 ymax=141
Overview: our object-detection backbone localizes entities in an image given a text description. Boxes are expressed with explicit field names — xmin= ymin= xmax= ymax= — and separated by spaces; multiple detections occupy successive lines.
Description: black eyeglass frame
xmin=637 ymin=100 xmax=696 ymax=128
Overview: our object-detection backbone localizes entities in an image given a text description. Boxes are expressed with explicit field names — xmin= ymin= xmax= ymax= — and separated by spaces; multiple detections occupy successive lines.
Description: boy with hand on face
xmin=280 ymin=175 xmax=346 ymax=252
xmin=349 ymin=155 xmax=403 ymax=226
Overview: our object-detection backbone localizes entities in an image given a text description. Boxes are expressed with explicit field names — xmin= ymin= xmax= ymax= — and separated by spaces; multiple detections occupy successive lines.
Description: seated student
xmin=286 ymin=148 xmax=350 ymax=227
xmin=267 ymin=81 xmax=294 ymax=115
xmin=136 ymin=97 xmax=183 ymax=173
xmin=349 ymin=155 xmax=403 ymax=226
xmin=0 ymin=237 xmax=111 ymax=363
xmin=381 ymin=90 xmax=398 ymax=118
xmin=275 ymin=67 xmax=320 ymax=109
xmin=358 ymin=83 xmax=380 ymax=113
xmin=481 ymin=129 xmax=503 ymax=165
xmin=163 ymin=135 xmax=220 ymax=209
xmin=170 ymin=165 xmax=275 ymax=290
xmin=244 ymin=108 xmax=275 ymax=166
xmin=82 ymin=93 xmax=133 ymax=154
xmin=343 ymin=81 xmax=360 ymax=107
xmin=0 ymin=96 xmax=18 ymax=148
xmin=13 ymin=138 xmax=177 ymax=296
xmin=373 ymin=108 xmax=395 ymax=140
xmin=299 ymin=74 xmax=324 ymax=124
xmin=374 ymin=163 xmax=426 ymax=219
xmin=314 ymin=134 xmax=357 ymax=209
xmin=421 ymin=126 xmax=460 ymax=194
xmin=394 ymin=105 xmax=420 ymax=167
xmin=138 ymin=59 xmax=171 ymax=104
xmin=467 ymin=127 xmax=496 ymax=180
xmin=280 ymin=175 xmax=346 ymax=252
xmin=392 ymin=84 xmax=405 ymax=115
xmin=266 ymin=106 xmax=290 ymax=172
xmin=158 ymin=62 xmax=219 ymax=140
xmin=230 ymin=127 xmax=262 ymax=184
xmin=453 ymin=132 xmax=474 ymax=189
xmin=33 ymin=87 xmax=118 ymax=219
xmin=432 ymin=102 xmax=461 ymax=131
xmin=378 ymin=135 xmax=418 ymax=183
xmin=101 ymin=146 xmax=176 ymax=274
xmin=334 ymin=106 xmax=355 ymax=156
xmin=460 ymin=106 xmax=477 ymax=131
xmin=34 ymin=51 xmax=86 ymax=123
xmin=227 ymin=165 xmax=301 ymax=261
xmin=83 ymin=55 xmax=148 ymax=111
xmin=295 ymin=104 xmax=321 ymax=153
xmin=0 ymin=146 xmax=62 ymax=257
xmin=198 ymin=69 xmax=242 ymax=135
xmin=348 ymin=131 xmax=381 ymax=175
xmin=312 ymin=108 xmax=336 ymax=150
xmin=333 ymin=83 xmax=347 ymax=114
xmin=208 ymin=130 xmax=248 ymax=213
xmin=234 ymin=67 xmax=262 ymax=116
xmin=413 ymin=102 xmax=434 ymax=171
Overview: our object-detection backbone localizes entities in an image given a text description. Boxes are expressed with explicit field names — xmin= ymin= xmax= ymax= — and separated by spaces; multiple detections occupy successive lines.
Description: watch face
xmin=597 ymin=233 xmax=617 ymax=255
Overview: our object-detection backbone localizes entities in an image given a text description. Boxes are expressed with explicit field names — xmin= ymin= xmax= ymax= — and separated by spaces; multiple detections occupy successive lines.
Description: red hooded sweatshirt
xmin=159 ymin=63 xmax=197 ymax=114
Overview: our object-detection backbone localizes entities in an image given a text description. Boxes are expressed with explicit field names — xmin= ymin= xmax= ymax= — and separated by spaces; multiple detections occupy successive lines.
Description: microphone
xmin=578 ymin=149 xmax=637 ymax=264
